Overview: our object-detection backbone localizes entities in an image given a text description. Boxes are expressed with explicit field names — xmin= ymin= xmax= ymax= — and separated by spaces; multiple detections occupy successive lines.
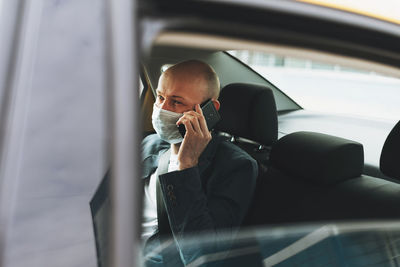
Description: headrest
xmin=270 ymin=131 xmax=364 ymax=185
xmin=380 ymin=120 xmax=400 ymax=180
xmin=215 ymin=83 xmax=278 ymax=146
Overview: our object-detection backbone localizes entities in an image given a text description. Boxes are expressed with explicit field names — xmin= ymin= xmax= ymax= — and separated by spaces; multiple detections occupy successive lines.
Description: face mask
xmin=151 ymin=104 xmax=184 ymax=144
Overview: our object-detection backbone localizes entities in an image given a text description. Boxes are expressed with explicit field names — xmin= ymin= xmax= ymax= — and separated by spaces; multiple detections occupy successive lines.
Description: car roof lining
xmin=154 ymin=32 xmax=400 ymax=79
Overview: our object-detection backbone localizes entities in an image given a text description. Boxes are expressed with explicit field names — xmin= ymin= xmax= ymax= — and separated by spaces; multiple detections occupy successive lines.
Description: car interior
xmin=92 ymin=35 xmax=400 ymax=267
xmin=140 ymin=43 xmax=400 ymax=229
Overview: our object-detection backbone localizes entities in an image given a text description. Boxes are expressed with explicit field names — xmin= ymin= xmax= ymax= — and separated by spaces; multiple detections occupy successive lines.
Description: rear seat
xmin=247 ymin=131 xmax=400 ymax=225
xmin=216 ymin=83 xmax=400 ymax=225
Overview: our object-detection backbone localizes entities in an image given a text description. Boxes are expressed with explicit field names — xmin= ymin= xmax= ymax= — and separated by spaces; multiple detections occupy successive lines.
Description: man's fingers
xmin=195 ymin=104 xmax=202 ymax=115
xmin=179 ymin=118 xmax=194 ymax=133
xmin=176 ymin=112 xmax=196 ymax=126
xmin=176 ymin=106 xmax=210 ymax=137
xmin=190 ymin=116 xmax=202 ymax=134
xmin=198 ymin=115 xmax=209 ymax=134
xmin=185 ymin=108 xmax=209 ymax=134
xmin=183 ymin=110 xmax=201 ymax=117
xmin=181 ymin=114 xmax=203 ymax=135
xmin=193 ymin=106 xmax=210 ymax=134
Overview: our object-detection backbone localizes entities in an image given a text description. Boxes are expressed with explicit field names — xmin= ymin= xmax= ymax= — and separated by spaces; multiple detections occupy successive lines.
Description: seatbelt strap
xmin=156 ymin=149 xmax=172 ymax=236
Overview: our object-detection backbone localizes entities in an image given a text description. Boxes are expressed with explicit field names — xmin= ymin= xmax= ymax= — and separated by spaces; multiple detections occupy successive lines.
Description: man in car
xmin=142 ymin=60 xmax=257 ymax=266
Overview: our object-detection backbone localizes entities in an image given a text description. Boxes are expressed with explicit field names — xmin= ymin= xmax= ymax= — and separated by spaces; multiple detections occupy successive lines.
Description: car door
xmin=0 ymin=0 xmax=118 ymax=267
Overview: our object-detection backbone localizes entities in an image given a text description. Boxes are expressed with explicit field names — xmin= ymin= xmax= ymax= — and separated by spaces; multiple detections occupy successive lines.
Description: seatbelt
xmin=156 ymin=149 xmax=172 ymax=236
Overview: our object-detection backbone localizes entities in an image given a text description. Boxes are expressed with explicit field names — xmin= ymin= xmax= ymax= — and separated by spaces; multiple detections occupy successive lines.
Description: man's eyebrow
xmin=156 ymin=90 xmax=186 ymax=100
xmin=170 ymin=95 xmax=184 ymax=99
xmin=156 ymin=91 xmax=184 ymax=99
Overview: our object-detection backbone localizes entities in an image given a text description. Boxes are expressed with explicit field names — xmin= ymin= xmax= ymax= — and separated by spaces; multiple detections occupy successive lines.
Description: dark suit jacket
xmin=142 ymin=133 xmax=258 ymax=266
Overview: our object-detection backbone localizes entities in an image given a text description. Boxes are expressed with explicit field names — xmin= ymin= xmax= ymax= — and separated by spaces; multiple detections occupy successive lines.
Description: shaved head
xmin=161 ymin=60 xmax=220 ymax=100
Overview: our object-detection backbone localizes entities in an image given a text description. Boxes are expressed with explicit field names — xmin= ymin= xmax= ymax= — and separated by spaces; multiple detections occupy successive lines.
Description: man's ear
xmin=212 ymin=99 xmax=220 ymax=111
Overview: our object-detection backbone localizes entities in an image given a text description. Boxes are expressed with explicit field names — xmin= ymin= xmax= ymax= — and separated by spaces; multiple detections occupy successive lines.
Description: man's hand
xmin=175 ymin=104 xmax=212 ymax=170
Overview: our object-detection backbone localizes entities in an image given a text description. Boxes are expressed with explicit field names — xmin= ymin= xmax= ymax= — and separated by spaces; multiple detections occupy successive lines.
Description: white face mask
xmin=151 ymin=104 xmax=184 ymax=144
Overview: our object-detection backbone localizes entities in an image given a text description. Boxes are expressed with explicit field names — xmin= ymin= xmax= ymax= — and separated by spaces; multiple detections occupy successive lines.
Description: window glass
xmin=229 ymin=50 xmax=400 ymax=122
xmin=5 ymin=0 xmax=107 ymax=266
xmin=141 ymin=222 xmax=400 ymax=266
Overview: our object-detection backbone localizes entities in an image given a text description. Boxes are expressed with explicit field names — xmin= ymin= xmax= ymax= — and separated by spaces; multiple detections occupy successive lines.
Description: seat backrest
xmin=380 ymin=120 xmax=400 ymax=180
xmin=215 ymin=83 xmax=278 ymax=166
xmin=246 ymin=131 xmax=365 ymax=225
xmin=247 ymin=131 xmax=400 ymax=225
xmin=269 ymin=131 xmax=364 ymax=186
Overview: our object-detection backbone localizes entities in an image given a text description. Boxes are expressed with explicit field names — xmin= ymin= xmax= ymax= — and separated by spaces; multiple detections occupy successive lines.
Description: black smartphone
xmin=178 ymin=99 xmax=221 ymax=137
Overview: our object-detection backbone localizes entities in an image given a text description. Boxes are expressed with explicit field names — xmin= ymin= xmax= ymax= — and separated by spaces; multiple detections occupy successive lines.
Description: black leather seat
xmin=216 ymin=86 xmax=400 ymax=225
xmin=248 ymin=131 xmax=400 ymax=225
xmin=380 ymin=120 xmax=400 ymax=181
xmin=215 ymin=83 xmax=279 ymax=226
xmin=215 ymin=83 xmax=278 ymax=167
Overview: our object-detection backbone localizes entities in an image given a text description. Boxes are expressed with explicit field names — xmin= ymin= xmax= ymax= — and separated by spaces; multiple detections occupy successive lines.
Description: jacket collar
xmin=141 ymin=133 xmax=220 ymax=179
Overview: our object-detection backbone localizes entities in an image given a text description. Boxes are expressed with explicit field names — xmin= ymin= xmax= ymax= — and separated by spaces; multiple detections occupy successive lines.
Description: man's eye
xmin=157 ymin=95 xmax=164 ymax=101
xmin=172 ymin=100 xmax=182 ymax=105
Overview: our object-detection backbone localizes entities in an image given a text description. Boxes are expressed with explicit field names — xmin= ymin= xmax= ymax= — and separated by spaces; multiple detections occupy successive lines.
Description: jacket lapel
xmin=142 ymin=155 xmax=158 ymax=179
xmin=141 ymin=134 xmax=220 ymax=178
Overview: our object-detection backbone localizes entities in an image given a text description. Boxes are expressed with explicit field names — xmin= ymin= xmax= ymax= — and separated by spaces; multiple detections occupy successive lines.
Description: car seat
xmin=215 ymin=82 xmax=278 ymax=169
xmin=248 ymin=130 xmax=400 ymax=225
xmin=380 ymin=120 xmax=400 ymax=181
xmin=215 ymin=83 xmax=279 ymax=227
xmin=246 ymin=131 xmax=365 ymax=225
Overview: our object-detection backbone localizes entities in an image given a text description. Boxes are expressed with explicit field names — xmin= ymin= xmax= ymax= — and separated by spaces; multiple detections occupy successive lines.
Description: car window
xmin=228 ymin=50 xmax=400 ymax=122
xmin=143 ymin=222 xmax=400 ymax=267
xmin=4 ymin=1 xmax=107 ymax=266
